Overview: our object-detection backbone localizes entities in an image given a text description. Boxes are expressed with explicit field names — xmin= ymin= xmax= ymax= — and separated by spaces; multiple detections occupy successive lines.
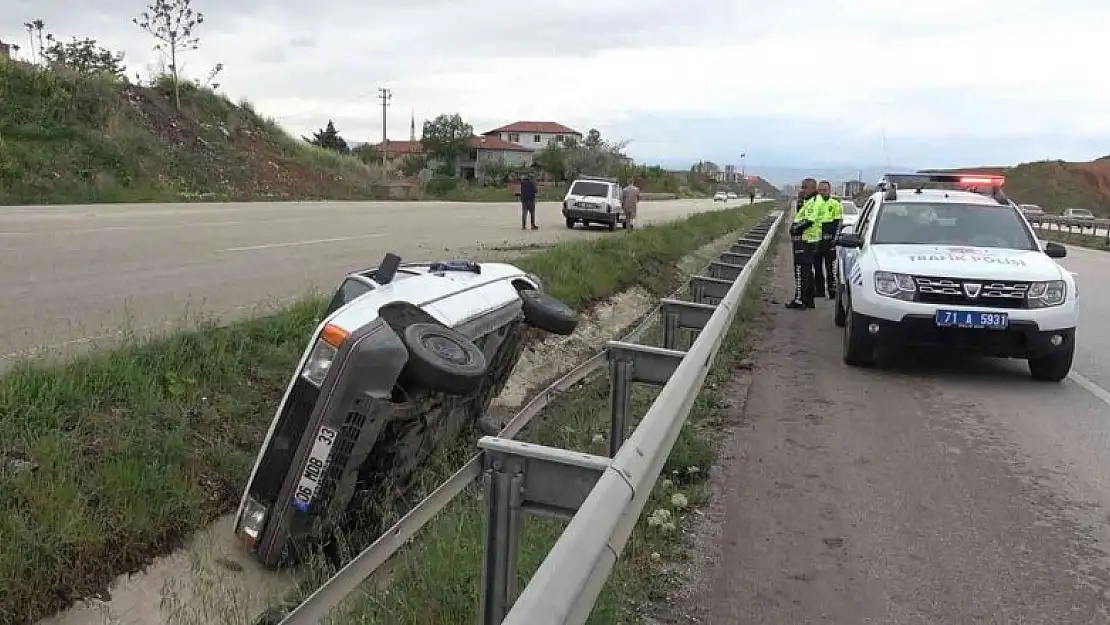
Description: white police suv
xmin=833 ymin=172 xmax=1077 ymax=381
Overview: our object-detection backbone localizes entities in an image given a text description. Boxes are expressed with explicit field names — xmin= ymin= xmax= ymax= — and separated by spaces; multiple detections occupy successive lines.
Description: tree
xmin=306 ymin=120 xmax=350 ymax=154
xmin=421 ymin=113 xmax=473 ymax=173
xmin=22 ymin=19 xmax=45 ymax=64
xmin=398 ymin=154 xmax=428 ymax=177
xmin=41 ymin=35 xmax=127 ymax=77
xmin=134 ymin=0 xmax=205 ymax=110
xmin=584 ymin=128 xmax=603 ymax=148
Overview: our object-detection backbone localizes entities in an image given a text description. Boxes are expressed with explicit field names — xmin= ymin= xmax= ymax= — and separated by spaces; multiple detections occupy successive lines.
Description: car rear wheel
xmin=401 ymin=323 xmax=488 ymax=394
xmin=1028 ymin=342 xmax=1074 ymax=382
xmin=519 ymin=289 xmax=578 ymax=335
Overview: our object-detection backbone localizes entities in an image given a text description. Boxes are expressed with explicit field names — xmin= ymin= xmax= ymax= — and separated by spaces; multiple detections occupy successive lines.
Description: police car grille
xmin=912 ymin=276 xmax=1030 ymax=309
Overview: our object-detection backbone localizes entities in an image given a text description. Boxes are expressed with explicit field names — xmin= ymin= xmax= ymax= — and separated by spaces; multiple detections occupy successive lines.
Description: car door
xmin=840 ymin=198 xmax=875 ymax=287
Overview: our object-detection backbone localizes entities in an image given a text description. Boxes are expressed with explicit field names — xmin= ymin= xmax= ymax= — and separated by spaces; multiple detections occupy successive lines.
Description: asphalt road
xmin=673 ymin=237 xmax=1110 ymax=623
xmin=0 ymin=198 xmax=738 ymax=362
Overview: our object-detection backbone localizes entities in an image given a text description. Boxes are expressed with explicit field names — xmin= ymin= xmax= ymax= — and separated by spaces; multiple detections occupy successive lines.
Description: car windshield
xmin=840 ymin=201 xmax=859 ymax=214
xmin=570 ymin=181 xmax=608 ymax=197
xmin=871 ymin=202 xmax=1037 ymax=250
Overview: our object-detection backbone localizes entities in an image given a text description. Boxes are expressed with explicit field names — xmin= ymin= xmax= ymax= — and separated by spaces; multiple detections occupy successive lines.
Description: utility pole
xmin=378 ymin=87 xmax=393 ymax=160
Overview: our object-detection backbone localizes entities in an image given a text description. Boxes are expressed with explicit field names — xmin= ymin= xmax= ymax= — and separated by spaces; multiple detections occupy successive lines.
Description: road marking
xmin=1068 ymin=371 xmax=1110 ymax=408
xmin=218 ymin=234 xmax=385 ymax=252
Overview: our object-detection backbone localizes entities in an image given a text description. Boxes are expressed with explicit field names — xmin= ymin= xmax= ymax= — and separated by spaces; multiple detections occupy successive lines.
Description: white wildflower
xmin=671 ymin=493 xmax=689 ymax=509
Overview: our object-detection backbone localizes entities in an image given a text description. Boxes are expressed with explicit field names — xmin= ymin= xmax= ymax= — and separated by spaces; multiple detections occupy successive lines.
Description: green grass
xmin=0 ymin=60 xmax=389 ymax=205
xmin=319 ymin=217 xmax=776 ymax=625
xmin=0 ymin=203 xmax=773 ymax=624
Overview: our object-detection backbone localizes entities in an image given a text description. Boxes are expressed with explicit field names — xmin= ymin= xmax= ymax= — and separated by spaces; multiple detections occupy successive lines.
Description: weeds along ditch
xmin=0 ymin=204 xmax=773 ymax=624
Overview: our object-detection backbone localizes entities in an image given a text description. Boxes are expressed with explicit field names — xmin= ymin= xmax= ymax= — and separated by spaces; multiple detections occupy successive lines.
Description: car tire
xmin=401 ymin=322 xmax=488 ymax=395
xmin=519 ymin=289 xmax=578 ymax=335
xmin=842 ymin=300 xmax=874 ymax=366
xmin=1028 ymin=342 xmax=1074 ymax=382
xmin=833 ymin=285 xmax=846 ymax=328
xmin=565 ymin=217 xmax=575 ymax=229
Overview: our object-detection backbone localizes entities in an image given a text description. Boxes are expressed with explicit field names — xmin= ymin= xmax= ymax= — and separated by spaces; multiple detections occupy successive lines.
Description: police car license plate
xmin=934 ymin=310 xmax=1008 ymax=330
xmin=290 ymin=424 xmax=338 ymax=512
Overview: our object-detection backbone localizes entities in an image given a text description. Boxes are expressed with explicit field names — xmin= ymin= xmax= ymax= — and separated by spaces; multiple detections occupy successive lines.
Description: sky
xmin=5 ymin=0 xmax=1110 ymax=173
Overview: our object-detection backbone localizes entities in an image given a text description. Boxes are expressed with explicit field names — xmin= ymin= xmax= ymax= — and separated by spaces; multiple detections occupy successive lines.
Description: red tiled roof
xmin=483 ymin=121 xmax=581 ymax=136
xmin=467 ymin=135 xmax=533 ymax=152
xmin=373 ymin=140 xmax=424 ymax=155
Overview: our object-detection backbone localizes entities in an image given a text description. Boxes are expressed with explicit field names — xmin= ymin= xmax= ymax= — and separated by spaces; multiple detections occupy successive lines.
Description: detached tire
xmin=1028 ymin=342 xmax=1074 ymax=382
xmin=401 ymin=323 xmax=488 ymax=395
xmin=519 ymin=289 xmax=578 ymax=335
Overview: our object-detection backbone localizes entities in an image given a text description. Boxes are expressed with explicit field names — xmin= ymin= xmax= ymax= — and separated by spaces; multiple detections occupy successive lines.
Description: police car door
xmin=840 ymin=198 xmax=875 ymax=286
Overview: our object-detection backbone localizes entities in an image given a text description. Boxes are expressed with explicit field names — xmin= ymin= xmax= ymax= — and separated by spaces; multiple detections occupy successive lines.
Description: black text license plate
xmin=290 ymin=424 xmax=338 ymax=512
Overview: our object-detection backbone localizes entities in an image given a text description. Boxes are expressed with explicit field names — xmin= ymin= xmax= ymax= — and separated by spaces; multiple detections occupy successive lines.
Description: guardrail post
xmin=478 ymin=454 xmax=525 ymax=625
xmin=662 ymin=310 xmax=681 ymax=351
xmin=688 ymin=275 xmax=732 ymax=305
xmin=605 ymin=341 xmax=686 ymax=456
xmin=660 ymin=298 xmax=716 ymax=350
xmin=607 ymin=357 xmax=634 ymax=457
xmin=709 ymin=260 xmax=744 ymax=282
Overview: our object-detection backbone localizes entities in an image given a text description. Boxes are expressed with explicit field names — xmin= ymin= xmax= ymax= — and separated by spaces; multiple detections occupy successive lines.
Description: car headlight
xmin=301 ymin=324 xmax=350 ymax=386
xmin=873 ymin=271 xmax=916 ymax=301
xmin=237 ymin=497 xmax=269 ymax=547
xmin=1027 ymin=280 xmax=1066 ymax=308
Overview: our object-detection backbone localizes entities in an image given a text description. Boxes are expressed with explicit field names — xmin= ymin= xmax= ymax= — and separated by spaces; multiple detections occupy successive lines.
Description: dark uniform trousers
xmin=812 ymin=223 xmax=839 ymax=297
xmin=791 ymin=233 xmax=816 ymax=306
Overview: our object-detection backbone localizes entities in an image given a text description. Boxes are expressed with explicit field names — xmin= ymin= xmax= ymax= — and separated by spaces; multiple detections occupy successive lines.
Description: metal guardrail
xmin=273 ymin=208 xmax=783 ymax=625
xmin=1027 ymin=214 xmax=1110 ymax=237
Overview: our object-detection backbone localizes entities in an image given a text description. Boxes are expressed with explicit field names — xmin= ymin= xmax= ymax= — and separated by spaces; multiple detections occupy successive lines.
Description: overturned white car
xmin=234 ymin=253 xmax=578 ymax=567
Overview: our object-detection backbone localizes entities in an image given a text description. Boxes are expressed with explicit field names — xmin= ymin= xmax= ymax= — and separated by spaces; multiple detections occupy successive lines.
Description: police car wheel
xmin=833 ymin=286 xmax=846 ymax=328
xmin=519 ymin=289 xmax=578 ymax=336
xmin=401 ymin=323 xmax=489 ymax=395
xmin=842 ymin=306 xmax=874 ymax=367
xmin=1028 ymin=341 xmax=1074 ymax=382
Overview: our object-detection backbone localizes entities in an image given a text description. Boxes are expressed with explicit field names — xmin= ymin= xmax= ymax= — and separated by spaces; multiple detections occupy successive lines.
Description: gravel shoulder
xmin=664 ymin=235 xmax=1110 ymax=624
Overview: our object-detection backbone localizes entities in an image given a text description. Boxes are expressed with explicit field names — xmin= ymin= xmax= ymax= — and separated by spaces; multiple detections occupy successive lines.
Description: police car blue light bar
xmin=882 ymin=172 xmax=1006 ymax=189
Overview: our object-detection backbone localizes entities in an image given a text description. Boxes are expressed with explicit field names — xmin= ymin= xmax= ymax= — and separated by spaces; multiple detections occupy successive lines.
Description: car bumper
xmin=562 ymin=207 xmax=620 ymax=223
xmin=853 ymin=311 xmax=1075 ymax=359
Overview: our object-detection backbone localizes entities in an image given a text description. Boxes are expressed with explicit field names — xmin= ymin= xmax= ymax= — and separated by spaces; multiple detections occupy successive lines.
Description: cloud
xmin=3 ymin=0 xmax=1110 ymax=169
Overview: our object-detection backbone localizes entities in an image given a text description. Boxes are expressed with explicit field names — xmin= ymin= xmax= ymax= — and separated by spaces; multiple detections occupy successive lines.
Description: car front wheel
xmin=842 ymin=298 xmax=874 ymax=366
xmin=1028 ymin=342 xmax=1074 ymax=382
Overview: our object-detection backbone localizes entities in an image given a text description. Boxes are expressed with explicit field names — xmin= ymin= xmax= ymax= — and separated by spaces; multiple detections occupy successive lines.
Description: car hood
xmin=872 ymin=244 xmax=1064 ymax=280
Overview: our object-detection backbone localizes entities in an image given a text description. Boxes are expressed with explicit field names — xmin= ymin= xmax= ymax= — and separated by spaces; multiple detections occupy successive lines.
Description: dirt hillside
xmin=0 ymin=59 xmax=390 ymax=205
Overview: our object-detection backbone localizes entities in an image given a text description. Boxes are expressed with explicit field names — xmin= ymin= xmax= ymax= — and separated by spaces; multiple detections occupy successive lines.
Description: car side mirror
xmin=836 ymin=233 xmax=862 ymax=248
xmin=1044 ymin=241 xmax=1067 ymax=258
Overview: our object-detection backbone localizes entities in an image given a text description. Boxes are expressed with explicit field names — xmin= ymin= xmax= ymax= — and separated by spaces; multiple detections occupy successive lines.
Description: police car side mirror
xmin=1043 ymin=241 xmax=1067 ymax=258
xmin=836 ymin=233 xmax=862 ymax=248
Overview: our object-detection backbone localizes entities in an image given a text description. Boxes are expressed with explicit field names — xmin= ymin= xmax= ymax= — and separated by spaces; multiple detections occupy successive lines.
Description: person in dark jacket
xmin=519 ymin=175 xmax=538 ymax=230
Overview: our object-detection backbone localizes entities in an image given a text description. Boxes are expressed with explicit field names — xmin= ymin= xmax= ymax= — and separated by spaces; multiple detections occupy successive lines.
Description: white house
xmin=482 ymin=121 xmax=583 ymax=151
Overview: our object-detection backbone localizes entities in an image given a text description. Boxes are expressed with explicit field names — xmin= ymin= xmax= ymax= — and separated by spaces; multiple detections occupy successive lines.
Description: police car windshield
xmin=871 ymin=202 xmax=1037 ymax=251
xmin=570 ymin=181 xmax=608 ymax=197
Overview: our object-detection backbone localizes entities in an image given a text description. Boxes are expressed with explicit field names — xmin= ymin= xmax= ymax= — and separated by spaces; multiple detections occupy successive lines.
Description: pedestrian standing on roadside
xmin=786 ymin=178 xmax=821 ymax=309
xmin=621 ymin=177 xmax=641 ymax=231
xmin=519 ymin=174 xmax=539 ymax=230
xmin=749 ymin=190 xmax=756 ymax=204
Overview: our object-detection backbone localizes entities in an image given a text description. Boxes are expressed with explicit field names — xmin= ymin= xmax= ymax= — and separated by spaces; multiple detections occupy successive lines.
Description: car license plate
xmin=934 ymin=309 xmax=1008 ymax=330
xmin=290 ymin=424 xmax=338 ymax=512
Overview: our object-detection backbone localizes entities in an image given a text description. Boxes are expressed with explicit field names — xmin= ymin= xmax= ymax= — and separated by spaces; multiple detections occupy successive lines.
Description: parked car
xmin=839 ymin=198 xmax=860 ymax=231
xmin=726 ymin=192 xmax=739 ymax=200
xmin=1063 ymin=208 xmax=1095 ymax=220
xmin=1019 ymin=204 xmax=1044 ymax=217
xmin=713 ymin=191 xmax=728 ymax=202
xmin=234 ymin=253 xmax=579 ymax=568
xmin=561 ymin=175 xmax=625 ymax=230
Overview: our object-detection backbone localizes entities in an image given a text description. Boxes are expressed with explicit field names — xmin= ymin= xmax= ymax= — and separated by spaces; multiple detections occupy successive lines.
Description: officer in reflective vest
xmin=786 ymin=178 xmax=820 ymax=309
xmin=811 ymin=180 xmax=842 ymax=299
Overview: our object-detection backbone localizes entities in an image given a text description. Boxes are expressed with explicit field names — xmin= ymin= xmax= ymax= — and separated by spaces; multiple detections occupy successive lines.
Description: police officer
xmin=811 ymin=180 xmax=842 ymax=298
xmin=786 ymin=178 xmax=820 ymax=309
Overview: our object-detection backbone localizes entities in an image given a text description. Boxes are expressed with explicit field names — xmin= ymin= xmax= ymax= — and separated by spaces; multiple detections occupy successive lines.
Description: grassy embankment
xmin=0 ymin=60 xmax=394 ymax=205
xmin=0 ymin=203 xmax=774 ymax=624
xmin=317 ymin=217 xmax=777 ymax=625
